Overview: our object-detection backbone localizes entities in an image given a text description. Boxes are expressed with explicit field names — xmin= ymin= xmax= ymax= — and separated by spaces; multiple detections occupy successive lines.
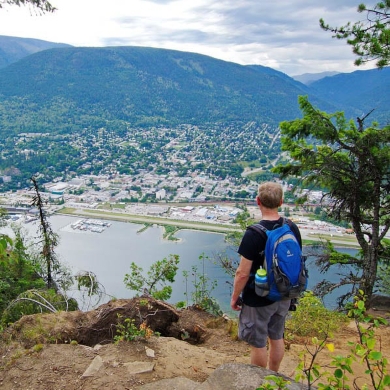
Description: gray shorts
xmin=238 ymin=301 xmax=290 ymax=348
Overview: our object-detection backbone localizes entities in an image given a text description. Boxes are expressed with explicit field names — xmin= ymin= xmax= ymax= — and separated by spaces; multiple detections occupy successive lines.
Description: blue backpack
xmin=249 ymin=218 xmax=308 ymax=301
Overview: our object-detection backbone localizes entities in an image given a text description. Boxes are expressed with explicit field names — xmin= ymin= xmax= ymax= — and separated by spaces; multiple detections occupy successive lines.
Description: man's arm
xmin=230 ymin=256 xmax=252 ymax=311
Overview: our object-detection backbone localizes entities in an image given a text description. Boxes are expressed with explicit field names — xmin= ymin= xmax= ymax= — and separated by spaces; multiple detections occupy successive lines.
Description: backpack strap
xmin=247 ymin=219 xmax=286 ymax=270
xmin=284 ymin=217 xmax=293 ymax=228
xmin=247 ymin=223 xmax=268 ymax=238
xmin=247 ymin=218 xmax=295 ymax=260
xmin=248 ymin=217 xmax=289 ymax=237
xmin=246 ymin=223 xmax=268 ymax=273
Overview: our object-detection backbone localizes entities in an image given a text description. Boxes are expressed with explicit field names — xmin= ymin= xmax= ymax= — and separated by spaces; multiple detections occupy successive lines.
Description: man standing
xmin=230 ymin=182 xmax=302 ymax=372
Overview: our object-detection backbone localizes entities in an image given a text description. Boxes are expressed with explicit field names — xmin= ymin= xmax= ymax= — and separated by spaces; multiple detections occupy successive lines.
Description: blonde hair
xmin=257 ymin=182 xmax=283 ymax=209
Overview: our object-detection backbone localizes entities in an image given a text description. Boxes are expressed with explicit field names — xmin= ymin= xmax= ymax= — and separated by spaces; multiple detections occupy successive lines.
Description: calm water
xmin=13 ymin=215 xmax=356 ymax=312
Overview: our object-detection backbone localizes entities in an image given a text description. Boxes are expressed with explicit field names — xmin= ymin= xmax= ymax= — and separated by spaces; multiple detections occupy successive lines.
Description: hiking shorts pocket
xmin=238 ymin=318 xmax=255 ymax=344
xmin=239 ymin=305 xmax=268 ymax=348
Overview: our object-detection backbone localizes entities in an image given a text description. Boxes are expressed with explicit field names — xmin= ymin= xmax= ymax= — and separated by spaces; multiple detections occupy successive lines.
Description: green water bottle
xmin=255 ymin=268 xmax=269 ymax=297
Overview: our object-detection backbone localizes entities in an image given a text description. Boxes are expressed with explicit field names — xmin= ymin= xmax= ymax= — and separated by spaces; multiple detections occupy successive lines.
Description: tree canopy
xmin=274 ymin=96 xmax=390 ymax=304
xmin=320 ymin=1 xmax=390 ymax=68
xmin=0 ymin=0 xmax=55 ymax=12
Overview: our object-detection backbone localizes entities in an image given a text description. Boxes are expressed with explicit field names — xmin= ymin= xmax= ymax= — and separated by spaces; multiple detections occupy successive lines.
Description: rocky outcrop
xmin=140 ymin=363 xmax=310 ymax=389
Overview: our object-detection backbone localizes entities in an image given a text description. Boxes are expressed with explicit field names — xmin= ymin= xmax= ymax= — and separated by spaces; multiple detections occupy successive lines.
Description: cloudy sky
xmin=0 ymin=0 xmax=377 ymax=76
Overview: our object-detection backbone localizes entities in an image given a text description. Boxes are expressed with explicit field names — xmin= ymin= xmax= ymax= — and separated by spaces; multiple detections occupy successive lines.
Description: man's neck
xmin=260 ymin=208 xmax=280 ymax=221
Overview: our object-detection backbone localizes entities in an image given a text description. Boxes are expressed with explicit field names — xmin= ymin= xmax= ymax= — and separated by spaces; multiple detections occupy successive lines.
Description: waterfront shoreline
xmin=56 ymin=207 xmax=361 ymax=248
xmin=56 ymin=207 xmax=241 ymax=234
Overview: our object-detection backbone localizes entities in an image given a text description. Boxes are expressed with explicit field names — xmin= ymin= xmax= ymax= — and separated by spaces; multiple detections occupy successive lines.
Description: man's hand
xmin=230 ymin=296 xmax=243 ymax=311
xmin=230 ymin=256 xmax=251 ymax=311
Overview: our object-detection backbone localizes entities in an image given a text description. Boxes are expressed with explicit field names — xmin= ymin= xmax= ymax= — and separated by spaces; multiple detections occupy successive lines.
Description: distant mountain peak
xmin=292 ymin=71 xmax=340 ymax=85
xmin=0 ymin=35 xmax=72 ymax=69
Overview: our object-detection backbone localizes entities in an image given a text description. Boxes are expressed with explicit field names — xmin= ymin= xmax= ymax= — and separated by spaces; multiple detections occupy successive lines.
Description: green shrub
xmin=294 ymin=291 xmax=389 ymax=390
xmin=123 ymin=254 xmax=179 ymax=301
xmin=2 ymin=289 xmax=78 ymax=325
xmin=285 ymin=291 xmax=349 ymax=339
xmin=114 ymin=314 xmax=156 ymax=343
xmin=260 ymin=292 xmax=390 ymax=390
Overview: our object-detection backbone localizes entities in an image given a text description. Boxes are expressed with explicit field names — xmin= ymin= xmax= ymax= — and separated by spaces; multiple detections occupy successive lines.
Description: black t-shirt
xmin=237 ymin=217 xmax=302 ymax=307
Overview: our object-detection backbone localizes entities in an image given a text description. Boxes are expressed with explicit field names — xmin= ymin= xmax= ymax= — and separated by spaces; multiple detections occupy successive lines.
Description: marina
xmin=69 ymin=218 xmax=111 ymax=233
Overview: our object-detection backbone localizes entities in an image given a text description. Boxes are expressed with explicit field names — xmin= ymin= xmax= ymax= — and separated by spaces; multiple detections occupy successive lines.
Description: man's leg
xmin=268 ymin=338 xmax=285 ymax=372
xmin=267 ymin=300 xmax=290 ymax=371
xmin=238 ymin=304 xmax=269 ymax=367
xmin=239 ymin=303 xmax=286 ymax=369
xmin=250 ymin=345 xmax=267 ymax=367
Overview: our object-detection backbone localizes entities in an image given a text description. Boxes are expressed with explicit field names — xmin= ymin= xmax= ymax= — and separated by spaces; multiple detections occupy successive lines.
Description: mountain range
xmin=0 ymin=36 xmax=388 ymax=136
xmin=292 ymin=71 xmax=340 ymax=85
xmin=0 ymin=35 xmax=71 ymax=69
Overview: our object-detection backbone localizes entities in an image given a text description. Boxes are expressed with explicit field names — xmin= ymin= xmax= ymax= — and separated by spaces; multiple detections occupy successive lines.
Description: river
xmin=9 ymin=214 xmax=356 ymax=313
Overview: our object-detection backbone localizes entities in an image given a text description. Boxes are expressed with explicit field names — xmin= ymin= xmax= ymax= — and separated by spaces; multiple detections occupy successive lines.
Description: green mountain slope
xmin=0 ymin=46 xmax=340 ymax=134
xmin=310 ymin=68 xmax=390 ymax=125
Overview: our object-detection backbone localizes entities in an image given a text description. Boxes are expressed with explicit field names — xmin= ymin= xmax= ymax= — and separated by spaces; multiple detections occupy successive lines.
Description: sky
xmin=0 ymin=0 xmax=378 ymax=76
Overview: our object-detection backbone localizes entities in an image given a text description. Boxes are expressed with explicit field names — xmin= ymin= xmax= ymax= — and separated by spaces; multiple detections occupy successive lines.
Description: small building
xmin=195 ymin=207 xmax=208 ymax=217
xmin=2 ymin=176 xmax=12 ymax=183
xmin=155 ymin=189 xmax=166 ymax=200
xmin=181 ymin=205 xmax=194 ymax=212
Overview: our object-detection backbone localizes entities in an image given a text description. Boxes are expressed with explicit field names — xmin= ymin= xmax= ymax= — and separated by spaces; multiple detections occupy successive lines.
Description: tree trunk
xmin=359 ymin=245 xmax=378 ymax=307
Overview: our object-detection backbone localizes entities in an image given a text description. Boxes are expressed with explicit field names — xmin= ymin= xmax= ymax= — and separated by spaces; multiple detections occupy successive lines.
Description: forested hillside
xmin=0 ymin=46 xmax=344 ymax=135
xmin=310 ymin=67 xmax=390 ymax=125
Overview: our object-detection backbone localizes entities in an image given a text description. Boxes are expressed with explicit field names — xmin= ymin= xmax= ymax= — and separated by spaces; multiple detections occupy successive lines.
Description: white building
xmin=156 ymin=188 xmax=166 ymax=200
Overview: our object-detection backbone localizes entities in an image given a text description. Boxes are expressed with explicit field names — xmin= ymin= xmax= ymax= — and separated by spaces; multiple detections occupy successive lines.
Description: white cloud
xmin=0 ymin=0 xmax=377 ymax=75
